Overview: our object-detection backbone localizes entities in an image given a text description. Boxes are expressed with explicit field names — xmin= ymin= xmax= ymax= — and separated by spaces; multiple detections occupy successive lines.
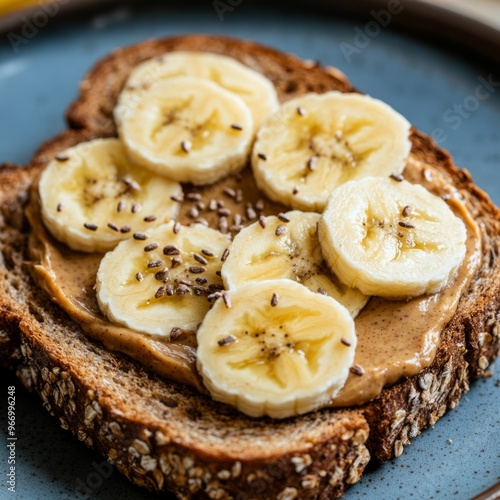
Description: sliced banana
xmin=196 ymin=279 xmax=356 ymax=419
xmin=119 ymin=76 xmax=254 ymax=185
xmin=252 ymin=91 xmax=412 ymax=212
xmin=96 ymin=221 xmax=230 ymax=337
xmin=318 ymin=177 xmax=467 ymax=299
xmin=221 ymin=211 xmax=369 ymax=318
xmin=38 ymin=138 xmax=182 ymax=253
xmin=115 ymin=51 xmax=279 ymax=131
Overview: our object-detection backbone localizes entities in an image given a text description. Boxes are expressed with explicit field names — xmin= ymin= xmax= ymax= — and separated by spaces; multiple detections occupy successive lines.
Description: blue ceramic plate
xmin=0 ymin=3 xmax=498 ymax=499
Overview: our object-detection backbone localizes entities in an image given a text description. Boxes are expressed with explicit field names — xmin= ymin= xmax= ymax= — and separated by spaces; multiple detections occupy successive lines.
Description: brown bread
xmin=0 ymin=35 xmax=498 ymax=498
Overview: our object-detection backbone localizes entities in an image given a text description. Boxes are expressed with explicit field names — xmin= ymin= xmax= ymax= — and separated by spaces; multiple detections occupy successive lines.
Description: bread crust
xmin=1 ymin=35 xmax=498 ymax=498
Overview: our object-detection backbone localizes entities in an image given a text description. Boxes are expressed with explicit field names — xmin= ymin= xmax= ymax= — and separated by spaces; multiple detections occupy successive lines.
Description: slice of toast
xmin=0 ymin=35 xmax=499 ymax=499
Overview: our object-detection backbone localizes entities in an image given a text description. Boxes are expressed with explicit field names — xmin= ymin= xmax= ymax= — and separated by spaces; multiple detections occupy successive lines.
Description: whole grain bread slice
xmin=0 ymin=35 xmax=499 ymax=499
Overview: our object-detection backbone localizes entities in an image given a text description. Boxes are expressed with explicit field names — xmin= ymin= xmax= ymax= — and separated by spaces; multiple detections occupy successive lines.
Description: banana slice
xmin=118 ymin=76 xmax=254 ymax=185
xmin=96 ymin=221 xmax=230 ymax=337
xmin=115 ymin=51 xmax=279 ymax=131
xmin=221 ymin=211 xmax=369 ymax=318
xmin=196 ymin=279 xmax=356 ymax=418
xmin=318 ymin=177 xmax=467 ymax=299
xmin=38 ymin=138 xmax=182 ymax=253
xmin=252 ymin=91 xmax=412 ymax=212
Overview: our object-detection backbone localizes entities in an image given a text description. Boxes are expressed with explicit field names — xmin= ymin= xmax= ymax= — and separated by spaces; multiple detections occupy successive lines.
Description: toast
xmin=1 ymin=35 xmax=499 ymax=499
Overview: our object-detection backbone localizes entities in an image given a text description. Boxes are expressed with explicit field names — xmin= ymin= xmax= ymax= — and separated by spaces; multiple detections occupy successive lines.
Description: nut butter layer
xmin=26 ymin=155 xmax=481 ymax=408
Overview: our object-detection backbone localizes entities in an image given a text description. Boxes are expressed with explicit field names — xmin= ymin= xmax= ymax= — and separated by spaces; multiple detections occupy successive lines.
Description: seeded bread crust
xmin=0 ymin=35 xmax=499 ymax=499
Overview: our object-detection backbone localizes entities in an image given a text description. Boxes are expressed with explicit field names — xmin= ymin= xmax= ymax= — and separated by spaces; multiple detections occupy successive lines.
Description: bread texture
xmin=1 ymin=35 xmax=499 ymax=499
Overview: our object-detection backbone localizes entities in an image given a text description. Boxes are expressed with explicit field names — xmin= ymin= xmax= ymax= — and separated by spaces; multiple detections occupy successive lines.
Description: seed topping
xmin=84 ymin=223 xmax=98 ymax=231
xmin=221 ymin=248 xmax=230 ymax=262
xmin=170 ymin=193 xmax=184 ymax=203
xmin=186 ymin=192 xmax=202 ymax=202
xmin=222 ymin=293 xmax=231 ymax=308
xmin=246 ymin=206 xmax=257 ymax=220
xmin=350 ymin=364 xmax=366 ymax=376
xmin=144 ymin=243 xmax=159 ymax=252
xmin=163 ymin=245 xmax=180 ymax=255
xmin=307 ymin=156 xmax=318 ymax=171
xmin=402 ymin=205 xmax=412 ymax=217
xmin=275 ymin=225 xmax=287 ymax=236
xmin=271 ymin=293 xmax=279 ymax=307
xmin=148 ymin=260 xmax=163 ymax=268
xmin=189 ymin=266 xmax=206 ymax=274
xmin=122 ymin=177 xmax=141 ymax=191
xmin=390 ymin=173 xmax=404 ymax=182
xmin=170 ymin=327 xmax=183 ymax=340
xmin=218 ymin=335 xmax=236 ymax=346
xmin=223 ymin=187 xmax=236 ymax=199
xmin=181 ymin=140 xmax=192 ymax=153
xmin=194 ymin=253 xmax=208 ymax=265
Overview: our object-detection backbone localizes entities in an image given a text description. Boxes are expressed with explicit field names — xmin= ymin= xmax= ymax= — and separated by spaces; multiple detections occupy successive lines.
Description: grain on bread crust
xmin=1 ymin=35 xmax=499 ymax=498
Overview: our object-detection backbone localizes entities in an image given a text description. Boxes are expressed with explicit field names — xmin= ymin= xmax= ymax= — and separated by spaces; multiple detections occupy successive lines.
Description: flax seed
xmin=275 ymin=225 xmax=287 ymax=236
xmin=194 ymin=254 xmax=208 ymax=265
xmin=148 ymin=260 xmax=163 ymax=268
xmin=218 ymin=335 xmax=236 ymax=346
xmin=390 ymin=173 xmax=404 ymax=182
xmin=350 ymin=365 xmax=365 ymax=376
xmin=144 ymin=243 xmax=159 ymax=252
xmin=189 ymin=266 xmax=205 ymax=274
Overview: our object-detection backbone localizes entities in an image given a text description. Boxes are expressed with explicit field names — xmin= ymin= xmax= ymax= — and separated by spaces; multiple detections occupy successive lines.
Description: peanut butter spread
xmin=27 ymin=155 xmax=481 ymax=406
